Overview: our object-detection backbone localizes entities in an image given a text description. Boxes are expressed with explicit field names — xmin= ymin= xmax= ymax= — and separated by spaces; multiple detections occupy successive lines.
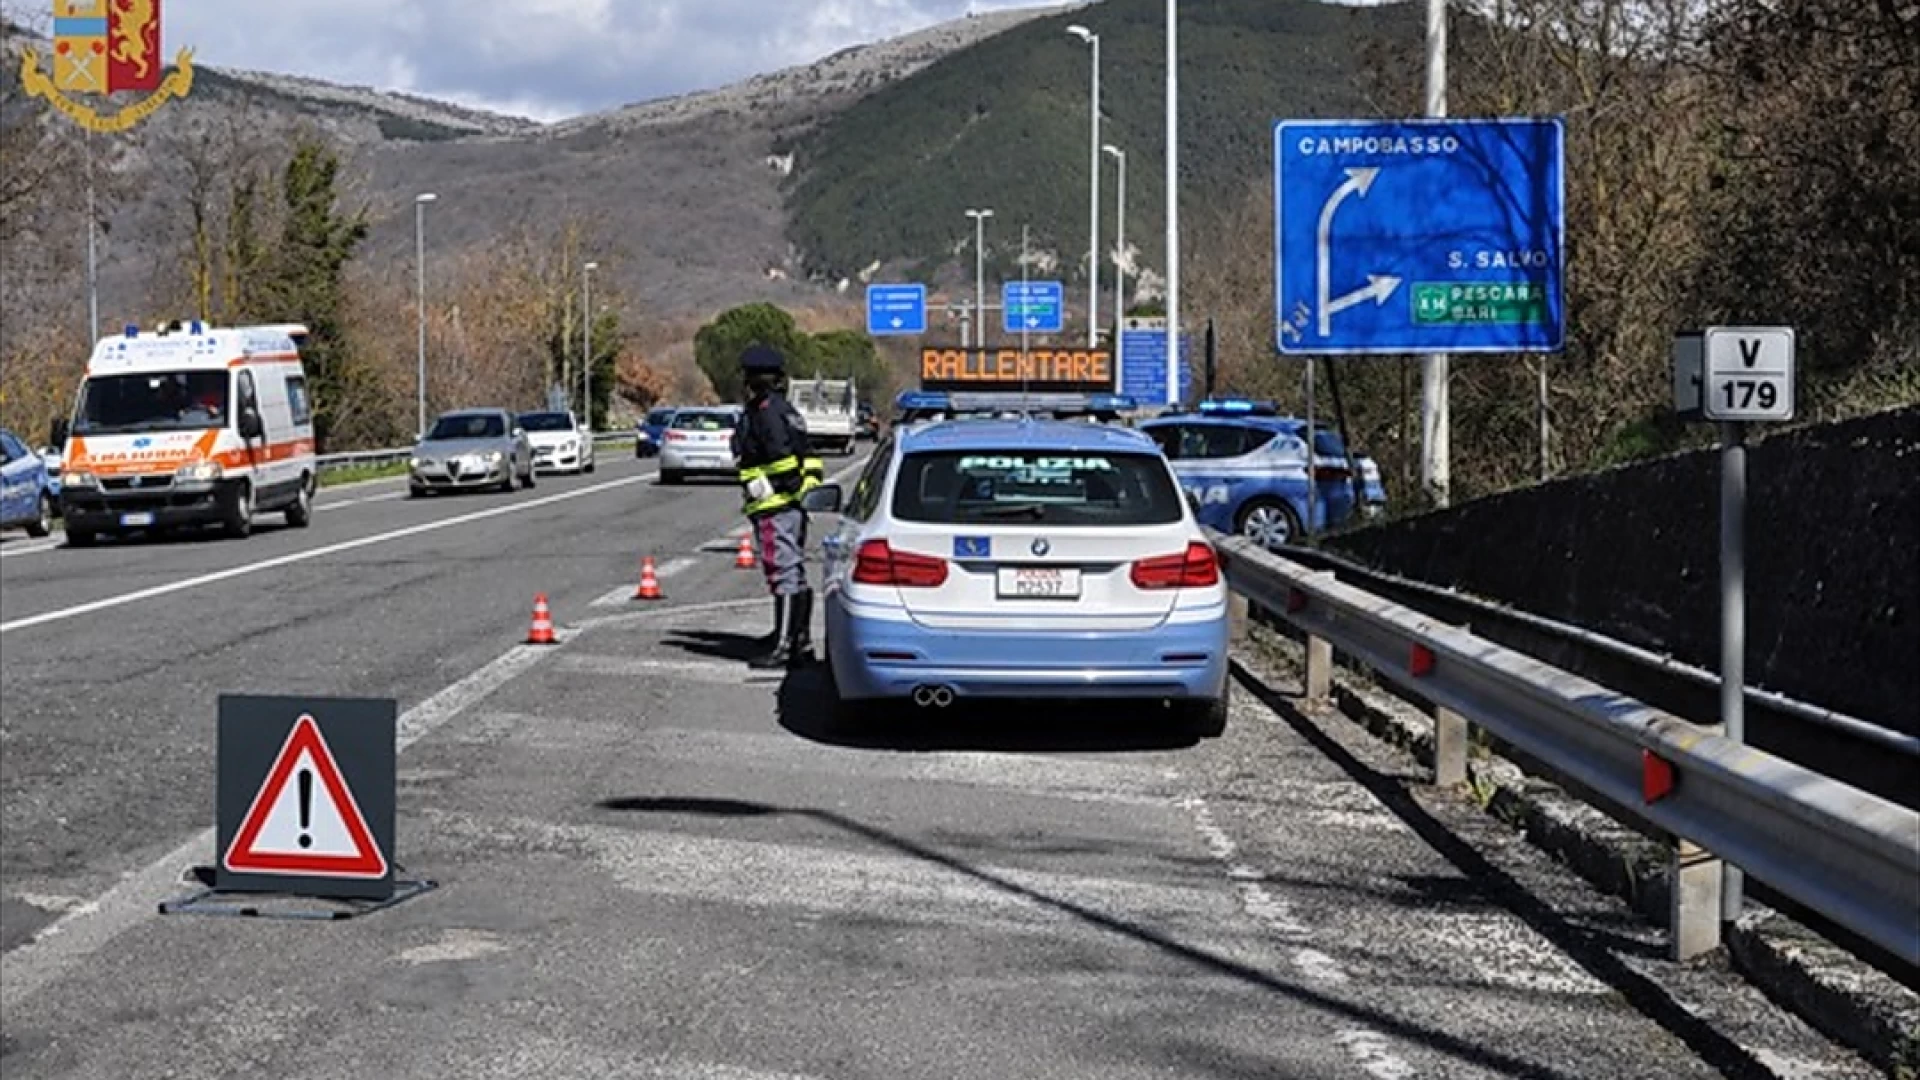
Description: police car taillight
xmin=853 ymin=539 xmax=947 ymax=588
xmin=1130 ymin=542 xmax=1219 ymax=590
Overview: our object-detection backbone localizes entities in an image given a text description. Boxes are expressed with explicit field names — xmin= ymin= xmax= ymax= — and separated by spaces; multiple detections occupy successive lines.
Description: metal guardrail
xmin=1212 ymin=532 xmax=1920 ymax=968
xmin=1276 ymin=545 xmax=1918 ymax=761
xmin=315 ymin=431 xmax=637 ymax=474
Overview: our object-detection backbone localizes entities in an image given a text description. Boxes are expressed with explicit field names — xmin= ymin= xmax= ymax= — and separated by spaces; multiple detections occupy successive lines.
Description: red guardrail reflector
xmin=1287 ymin=587 xmax=1308 ymax=613
xmin=1642 ymin=749 xmax=1676 ymax=803
xmin=1410 ymin=643 xmax=1436 ymax=677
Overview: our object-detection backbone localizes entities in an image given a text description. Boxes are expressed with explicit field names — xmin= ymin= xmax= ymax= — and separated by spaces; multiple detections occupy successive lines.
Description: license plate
xmin=119 ymin=512 xmax=155 ymax=527
xmin=996 ymin=567 xmax=1080 ymax=599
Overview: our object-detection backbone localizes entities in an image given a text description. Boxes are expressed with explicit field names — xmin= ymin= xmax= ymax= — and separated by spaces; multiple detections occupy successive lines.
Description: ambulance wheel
xmin=284 ymin=476 xmax=314 ymax=528
xmin=222 ymin=481 xmax=255 ymax=539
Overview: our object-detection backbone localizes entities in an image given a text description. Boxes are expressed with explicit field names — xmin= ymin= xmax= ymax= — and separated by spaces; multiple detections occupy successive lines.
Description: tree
xmin=616 ymin=347 xmax=669 ymax=412
xmin=803 ymin=329 xmax=887 ymax=391
xmin=256 ymin=134 xmax=369 ymax=446
xmin=693 ymin=302 xmax=813 ymax=402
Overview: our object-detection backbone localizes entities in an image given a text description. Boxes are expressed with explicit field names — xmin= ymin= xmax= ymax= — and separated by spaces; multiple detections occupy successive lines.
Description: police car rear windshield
xmin=891 ymin=450 xmax=1184 ymax=526
xmin=74 ymin=371 xmax=230 ymax=435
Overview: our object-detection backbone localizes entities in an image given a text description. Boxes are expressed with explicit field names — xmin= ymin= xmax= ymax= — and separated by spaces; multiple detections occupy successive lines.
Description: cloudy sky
xmin=151 ymin=0 xmax=1053 ymax=123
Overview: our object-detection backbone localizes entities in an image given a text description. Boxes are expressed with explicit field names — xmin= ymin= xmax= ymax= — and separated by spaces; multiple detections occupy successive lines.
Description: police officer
xmin=733 ymin=345 xmax=827 ymax=669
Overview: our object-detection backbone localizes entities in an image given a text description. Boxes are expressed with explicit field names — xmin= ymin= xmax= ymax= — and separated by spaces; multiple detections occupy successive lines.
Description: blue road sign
xmin=1274 ymin=118 xmax=1566 ymax=355
xmin=1119 ymin=330 xmax=1193 ymax=405
xmin=1003 ymin=281 xmax=1064 ymax=334
xmin=866 ymin=284 xmax=927 ymax=335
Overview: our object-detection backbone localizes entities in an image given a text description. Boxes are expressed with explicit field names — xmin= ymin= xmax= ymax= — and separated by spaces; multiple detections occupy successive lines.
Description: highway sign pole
xmin=1166 ymin=0 xmax=1180 ymax=410
xmin=1421 ymin=0 xmax=1450 ymax=506
xmin=85 ymin=130 xmax=99 ymax=344
xmin=1719 ymin=417 xmax=1746 ymax=922
xmin=1539 ymin=357 xmax=1551 ymax=480
xmin=583 ymin=261 xmax=598 ymax=433
xmin=1304 ymin=357 xmax=1319 ymax=538
xmin=1069 ymin=25 xmax=1101 ymax=348
xmin=1696 ymin=323 xmax=1795 ymax=926
xmin=1021 ymin=224 xmax=1031 ymax=368
xmin=1105 ymin=144 xmax=1127 ymax=372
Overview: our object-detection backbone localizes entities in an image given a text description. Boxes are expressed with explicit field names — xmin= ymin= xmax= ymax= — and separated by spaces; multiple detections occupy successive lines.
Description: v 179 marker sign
xmin=216 ymin=695 xmax=397 ymax=900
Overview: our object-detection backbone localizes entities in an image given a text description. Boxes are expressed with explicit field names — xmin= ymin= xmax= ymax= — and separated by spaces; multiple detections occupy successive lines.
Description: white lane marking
xmin=0 ymin=539 xmax=62 ymax=559
xmin=316 ymin=490 xmax=408 ymax=511
xmin=589 ymin=556 xmax=695 ymax=608
xmin=0 ymin=637 xmax=560 ymax=1012
xmin=0 ymin=471 xmax=657 ymax=635
xmin=1334 ymin=1029 xmax=1418 ymax=1080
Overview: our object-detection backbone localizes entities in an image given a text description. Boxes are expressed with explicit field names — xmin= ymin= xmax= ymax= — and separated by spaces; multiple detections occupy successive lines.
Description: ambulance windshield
xmin=73 ymin=371 xmax=231 ymax=435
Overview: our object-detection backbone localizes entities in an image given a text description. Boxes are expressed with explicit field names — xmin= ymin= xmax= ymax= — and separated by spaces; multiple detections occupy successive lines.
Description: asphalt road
xmin=0 ymin=448 xmax=1882 ymax=1078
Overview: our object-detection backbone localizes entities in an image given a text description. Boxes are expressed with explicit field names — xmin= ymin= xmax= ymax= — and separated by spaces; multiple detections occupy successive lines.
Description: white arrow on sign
xmin=1315 ymin=167 xmax=1401 ymax=337
xmin=1323 ymin=273 xmax=1403 ymax=321
xmin=890 ymin=316 xmax=903 ymax=329
xmin=1026 ymin=316 xmax=1039 ymax=328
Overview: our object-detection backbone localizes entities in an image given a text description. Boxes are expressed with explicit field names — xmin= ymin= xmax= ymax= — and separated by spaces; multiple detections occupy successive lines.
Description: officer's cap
xmin=740 ymin=345 xmax=786 ymax=373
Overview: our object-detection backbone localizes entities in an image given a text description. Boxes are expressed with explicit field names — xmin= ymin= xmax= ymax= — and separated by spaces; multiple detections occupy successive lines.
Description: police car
xmin=1138 ymin=399 xmax=1387 ymax=551
xmin=802 ymin=395 xmax=1229 ymax=736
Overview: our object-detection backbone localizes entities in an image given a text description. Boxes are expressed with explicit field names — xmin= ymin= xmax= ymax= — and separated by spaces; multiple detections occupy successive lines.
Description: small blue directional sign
xmin=1119 ymin=328 xmax=1193 ymax=405
xmin=1274 ymin=118 xmax=1566 ymax=355
xmin=1003 ymin=281 xmax=1064 ymax=335
xmin=866 ymin=284 xmax=927 ymax=335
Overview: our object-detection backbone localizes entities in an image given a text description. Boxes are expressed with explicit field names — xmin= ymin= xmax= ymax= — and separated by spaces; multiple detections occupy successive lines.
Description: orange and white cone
xmin=633 ymin=556 xmax=663 ymax=601
xmin=734 ymin=533 xmax=755 ymax=569
xmin=527 ymin=593 xmax=557 ymax=644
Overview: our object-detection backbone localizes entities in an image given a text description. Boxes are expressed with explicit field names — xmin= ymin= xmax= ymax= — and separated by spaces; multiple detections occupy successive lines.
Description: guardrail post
xmin=1670 ymin=838 xmax=1724 ymax=961
xmin=1304 ymin=634 xmax=1333 ymax=704
xmin=1433 ymin=707 xmax=1468 ymax=787
xmin=1227 ymin=590 xmax=1250 ymax=646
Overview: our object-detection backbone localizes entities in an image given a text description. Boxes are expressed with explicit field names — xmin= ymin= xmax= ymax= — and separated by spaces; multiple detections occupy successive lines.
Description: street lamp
xmin=414 ymin=192 xmax=437 ymax=438
xmin=1103 ymin=144 xmax=1126 ymax=377
xmin=582 ymin=261 xmax=599 ymax=434
xmin=1068 ymin=24 xmax=1101 ymax=347
xmin=1165 ymin=0 xmax=1181 ymax=408
xmin=964 ymin=209 xmax=993 ymax=347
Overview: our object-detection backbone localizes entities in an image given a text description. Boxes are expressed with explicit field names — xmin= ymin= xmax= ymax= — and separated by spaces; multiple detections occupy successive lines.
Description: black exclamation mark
xmin=297 ymin=768 xmax=313 ymax=849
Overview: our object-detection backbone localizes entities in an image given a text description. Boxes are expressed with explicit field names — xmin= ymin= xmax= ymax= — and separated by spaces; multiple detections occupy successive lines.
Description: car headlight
xmin=409 ymin=456 xmax=424 ymax=469
xmin=61 ymin=470 xmax=97 ymax=488
xmin=175 ymin=461 xmax=223 ymax=482
xmin=486 ymin=450 xmax=505 ymax=465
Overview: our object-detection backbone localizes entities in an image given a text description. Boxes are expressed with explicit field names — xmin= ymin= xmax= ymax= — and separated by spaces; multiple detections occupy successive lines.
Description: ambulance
xmin=56 ymin=320 xmax=318 ymax=546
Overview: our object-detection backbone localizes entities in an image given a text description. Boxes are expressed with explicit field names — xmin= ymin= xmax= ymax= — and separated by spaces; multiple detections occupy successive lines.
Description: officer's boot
xmin=749 ymin=593 xmax=798 ymax=670
xmin=787 ymin=589 xmax=815 ymax=667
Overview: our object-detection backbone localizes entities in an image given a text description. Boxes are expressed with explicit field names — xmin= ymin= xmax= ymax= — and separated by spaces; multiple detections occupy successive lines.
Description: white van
xmin=56 ymin=320 xmax=318 ymax=545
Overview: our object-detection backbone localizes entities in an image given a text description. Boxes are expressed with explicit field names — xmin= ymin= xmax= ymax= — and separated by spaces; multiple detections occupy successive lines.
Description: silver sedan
xmin=408 ymin=408 xmax=535 ymax=496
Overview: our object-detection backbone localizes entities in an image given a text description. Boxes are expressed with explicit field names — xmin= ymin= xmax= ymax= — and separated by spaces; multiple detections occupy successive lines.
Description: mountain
xmin=784 ymin=0 xmax=1419 ymax=301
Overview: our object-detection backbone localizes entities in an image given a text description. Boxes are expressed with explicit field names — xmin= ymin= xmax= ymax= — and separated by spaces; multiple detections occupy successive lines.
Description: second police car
xmin=1138 ymin=399 xmax=1387 ymax=551
xmin=803 ymin=392 xmax=1230 ymax=737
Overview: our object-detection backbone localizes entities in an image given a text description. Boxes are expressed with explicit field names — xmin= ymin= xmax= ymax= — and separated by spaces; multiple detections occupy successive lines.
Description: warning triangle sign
xmin=222 ymin=714 xmax=388 ymax=879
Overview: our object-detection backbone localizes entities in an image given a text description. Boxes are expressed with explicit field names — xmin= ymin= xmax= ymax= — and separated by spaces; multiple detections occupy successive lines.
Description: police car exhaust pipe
xmin=912 ymin=685 xmax=955 ymax=709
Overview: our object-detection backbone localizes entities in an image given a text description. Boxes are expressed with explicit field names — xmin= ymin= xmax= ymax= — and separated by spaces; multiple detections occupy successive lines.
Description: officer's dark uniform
xmin=732 ymin=346 xmax=827 ymax=668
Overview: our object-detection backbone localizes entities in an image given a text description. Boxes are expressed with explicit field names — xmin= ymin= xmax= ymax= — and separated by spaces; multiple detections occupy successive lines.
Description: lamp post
xmin=965 ymin=208 xmax=993 ymax=347
xmin=1165 ymin=0 xmax=1181 ymax=409
xmin=1103 ymin=144 xmax=1126 ymax=380
xmin=414 ymin=192 xmax=437 ymax=438
xmin=582 ymin=261 xmax=598 ymax=433
xmin=1068 ymin=24 xmax=1101 ymax=347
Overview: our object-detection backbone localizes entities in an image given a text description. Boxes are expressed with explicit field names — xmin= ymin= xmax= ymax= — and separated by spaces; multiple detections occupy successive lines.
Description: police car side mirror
xmin=801 ymin=483 xmax=843 ymax=514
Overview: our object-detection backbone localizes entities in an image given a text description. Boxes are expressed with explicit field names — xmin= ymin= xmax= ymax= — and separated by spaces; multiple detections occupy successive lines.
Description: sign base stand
xmin=158 ymin=864 xmax=437 ymax=922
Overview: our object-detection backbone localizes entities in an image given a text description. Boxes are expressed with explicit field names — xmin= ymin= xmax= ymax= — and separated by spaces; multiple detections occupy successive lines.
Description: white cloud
xmin=155 ymin=0 xmax=1050 ymax=122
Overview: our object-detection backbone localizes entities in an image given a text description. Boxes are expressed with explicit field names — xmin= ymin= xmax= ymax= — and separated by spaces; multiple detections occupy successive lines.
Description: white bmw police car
xmin=801 ymin=403 xmax=1230 ymax=736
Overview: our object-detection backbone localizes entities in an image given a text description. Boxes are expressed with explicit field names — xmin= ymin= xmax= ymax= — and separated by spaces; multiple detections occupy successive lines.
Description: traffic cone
xmin=633 ymin=556 xmax=664 ymax=601
xmin=527 ymin=594 xmax=557 ymax=644
xmin=734 ymin=533 xmax=755 ymax=569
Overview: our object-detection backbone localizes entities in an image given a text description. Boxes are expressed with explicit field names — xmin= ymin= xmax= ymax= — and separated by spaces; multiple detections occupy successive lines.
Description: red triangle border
xmin=222 ymin=713 xmax=388 ymax=879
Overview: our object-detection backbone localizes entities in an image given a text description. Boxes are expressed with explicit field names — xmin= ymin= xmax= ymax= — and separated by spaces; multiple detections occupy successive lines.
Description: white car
xmin=803 ymin=413 xmax=1231 ymax=737
xmin=518 ymin=410 xmax=595 ymax=475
